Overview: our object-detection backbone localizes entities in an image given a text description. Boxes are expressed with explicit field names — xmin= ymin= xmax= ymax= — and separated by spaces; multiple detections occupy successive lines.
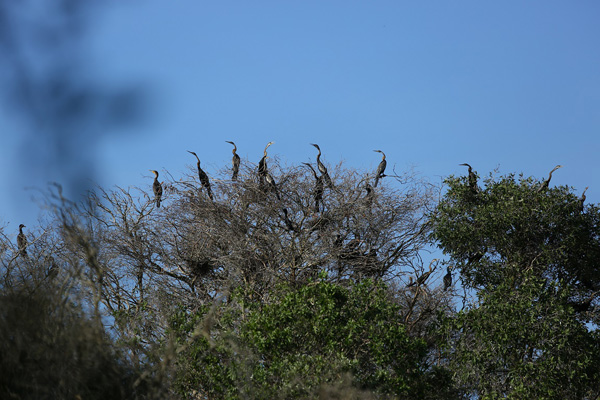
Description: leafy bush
xmin=171 ymin=278 xmax=457 ymax=399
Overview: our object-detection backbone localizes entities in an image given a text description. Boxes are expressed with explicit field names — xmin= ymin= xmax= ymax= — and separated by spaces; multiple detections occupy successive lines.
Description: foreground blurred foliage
xmin=1 ymin=161 xmax=599 ymax=399
xmin=0 ymin=282 xmax=160 ymax=399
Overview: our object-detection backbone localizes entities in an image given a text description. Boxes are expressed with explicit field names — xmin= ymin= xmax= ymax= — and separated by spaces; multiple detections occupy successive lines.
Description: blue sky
xmin=1 ymin=1 xmax=599 ymax=231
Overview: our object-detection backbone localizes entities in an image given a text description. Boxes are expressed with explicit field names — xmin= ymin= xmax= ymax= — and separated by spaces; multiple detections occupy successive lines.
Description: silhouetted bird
xmin=17 ymin=224 xmax=27 ymax=257
xmin=579 ymin=186 xmax=589 ymax=212
xmin=303 ymin=162 xmax=324 ymax=212
xmin=443 ymin=266 xmax=452 ymax=291
xmin=538 ymin=165 xmax=563 ymax=192
xmin=258 ymin=141 xmax=274 ymax=186
xmin=188 ymin=151 xmax=213 ymax=200
xmin=410 ymin=263 xmax=434 ymax=287
xmin=459 ymin=163 xmax=478 ymax=194
xmin=150 ymin=170 xmax=163 ymax=207
xmin=226 ymin=141 xmax=241 ymax=181
xmin=364 ymin=181 xmax=374 ymax=207
xmin=373 ymin=150 xmax=387 ymax=187
xmin=310 ymin=143 xmax=334 ymax=189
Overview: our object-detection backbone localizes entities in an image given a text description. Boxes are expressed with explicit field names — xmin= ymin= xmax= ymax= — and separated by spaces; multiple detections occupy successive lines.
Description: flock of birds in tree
xmin=147 ymin=141 xmax=388 ymax=211
xmin=407 ymin=162 xmax=589 ymax=292
xmin=14 ymin=143 xmax=590 ymax=293
xmin=405 ymin=263 xmax=452 ymax=292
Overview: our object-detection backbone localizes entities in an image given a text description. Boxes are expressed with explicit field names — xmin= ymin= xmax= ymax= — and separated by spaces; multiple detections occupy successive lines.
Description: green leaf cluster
xmin=170 ymin=279 xmax=457 ymax=399
xmin=433 ymin=172 xmax=600 ymax=398
xmin=444 ymin=275 xmax=600 ymax=399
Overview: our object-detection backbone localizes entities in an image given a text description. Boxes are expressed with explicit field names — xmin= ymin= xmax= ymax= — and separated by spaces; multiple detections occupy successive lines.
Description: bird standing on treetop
xmin=310 ymin=143 xmax=334 ymax=189
xmin=373 ymin=150 xmax=387 ymax=187
xmin=17 ymin=224 xmax=27 ymax=257
xmin=225 ymin=141 xmax=241 ymax=181
xmin=303 ymin=162 xmax=324 ymax=212
xmin=258 ymin=141 xmax=274 ymax=185
xmin=459 ymin=163 xmax=478 ymax=194
xmin=579 ymin=186 xmax=589 ymax=212
xmin=538 ymin=165 xmax=563 ymax=192
xmin=188 ymin=151 xmax=213 ymax=200
xmin=443 ymin=266 xmax=452 ymax=291
xmin=150 ymin=170 xmax=163 ymax=207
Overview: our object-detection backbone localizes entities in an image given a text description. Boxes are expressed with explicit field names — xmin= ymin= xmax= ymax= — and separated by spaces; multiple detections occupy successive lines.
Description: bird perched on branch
xmin=310 ymin=143 xmax=334 ymax=189
xmin=303 ymin=162 xmax=324 ymax=212
xmin=281 ymin=208 xmax=297 ymax=233
xmin=459 ymin=163 xmax=478 ymax=194
xmin=408 ymin=262 xmax=435 ymax=287
xmin=225 ymin=141 xmax=241 ymax=181
xmin=17 ymin=224 xmax=27 ymax=257
xmin=265 ymin=172 xmax=281 ymax=200
xmin=188 ymin=151 xmax=213 ymax=200
xmin=443 ymin=266 xmax=452 ymax=291
xmin=258 ymin=141 xmax=274 ymax=185
xmin=149 ymin=170 xmax=163 ymax=207
xmin=373 ymin=150 xmax=387 ymax=187
xmin=537 ymin=165 xmax=563 ymax=192
xmin=579 ymin=186 xmax=589 ymax=212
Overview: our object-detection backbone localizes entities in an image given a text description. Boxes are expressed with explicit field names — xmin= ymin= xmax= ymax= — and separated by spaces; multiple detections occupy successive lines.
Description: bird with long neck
xmin=226 ymin=141 xmax=241 ymax=181
xmin=310 ymin=143 xmax=334 ymax=189
xmin=579 ymin=186 xmax=589 ymax=212
xmin=188 ymin=151 xmax=213 ymax=200
xmin=258 ymin=141 xmax=274 ymax=185
xmin=412 ymin=261 xmax=436 ymax=287
xmin=149 ymin=170 xmax=163 ymax=207
xmin=459 ymin=163 xmax=478 ymax=194
xmin=303 ymin=162 xmax=324 ymax=212
xmin=538 ymin=165 xmax=563 ymax=192
xmin=373 ymin=150 xmax=387 ymax=187
xmin=17 ymin=224 xmax=27 ymax=257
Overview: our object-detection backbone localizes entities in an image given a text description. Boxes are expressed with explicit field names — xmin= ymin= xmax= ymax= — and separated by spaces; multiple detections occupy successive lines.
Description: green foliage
xmin=432 ymin=173 xmax=600 ymax=303
xmin=169 ymin=305 xmax=244 ymax=399
xmin=443 ymin=274 xmax=600 ymax=399
xmin=170 ymin=279 xmax=457 ymax=399
xmin=433 ymin=171 xmax=600 ymax=398
xmin=8 ymin=163 xmax=600 ymax=399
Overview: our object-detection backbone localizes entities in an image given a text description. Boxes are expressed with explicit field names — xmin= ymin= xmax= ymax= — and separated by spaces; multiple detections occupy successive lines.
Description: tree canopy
xmin=1 ymin=156 xmax=598 ymax=399
xmin=432 ymin=170 xmax=600 ymax=399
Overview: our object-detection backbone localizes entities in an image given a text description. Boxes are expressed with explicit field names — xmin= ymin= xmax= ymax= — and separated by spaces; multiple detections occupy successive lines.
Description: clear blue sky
xmin=1 ymin=1 xmax=599 ymax=231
